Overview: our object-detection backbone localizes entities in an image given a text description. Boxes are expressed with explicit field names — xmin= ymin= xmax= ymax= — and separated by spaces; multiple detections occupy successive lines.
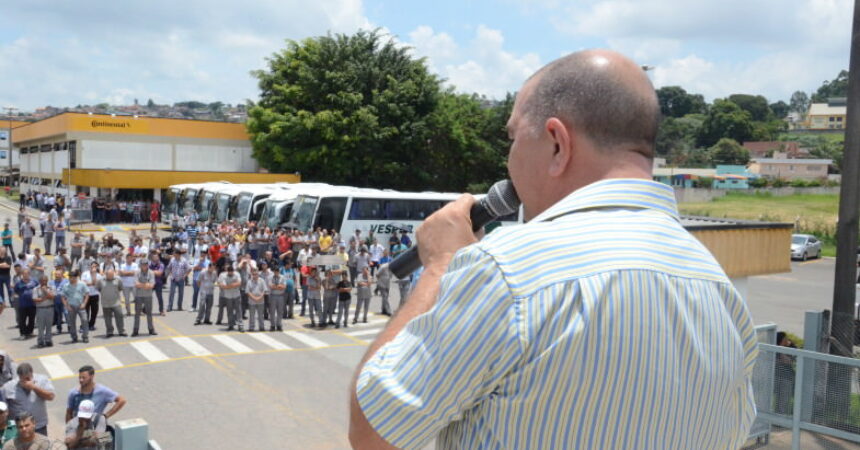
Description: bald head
xmin=522 ymin=49 xmax=659 ymax=155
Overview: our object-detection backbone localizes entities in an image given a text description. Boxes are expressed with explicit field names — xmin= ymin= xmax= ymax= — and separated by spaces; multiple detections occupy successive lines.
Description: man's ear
xmin=545 ymin=118 xmax=572 ymax=177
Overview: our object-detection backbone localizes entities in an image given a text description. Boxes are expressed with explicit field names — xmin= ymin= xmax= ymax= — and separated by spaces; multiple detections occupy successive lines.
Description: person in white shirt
xmin=369 ymin=239 xmax=385 ymax=278
xmin=80 ymin=263 xmax=103 ymax=331
xmin=118 ymin=254 xmax=138 ymax=316
xmin=227 ymin=240 xmax=241 ymax=263
xmin=297 ymin=245 xmax=311 ymax=268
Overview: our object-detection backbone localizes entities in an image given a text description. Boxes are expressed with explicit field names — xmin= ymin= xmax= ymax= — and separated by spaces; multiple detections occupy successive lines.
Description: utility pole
xmin=2 ymin=107 xmax=17 ymax=189
xmin=829 ymin=0 xmax=860 ymax=426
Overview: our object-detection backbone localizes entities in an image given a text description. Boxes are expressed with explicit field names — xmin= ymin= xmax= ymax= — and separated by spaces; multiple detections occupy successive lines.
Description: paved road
xmin=747 ymin=257 xmax=840 ymax=336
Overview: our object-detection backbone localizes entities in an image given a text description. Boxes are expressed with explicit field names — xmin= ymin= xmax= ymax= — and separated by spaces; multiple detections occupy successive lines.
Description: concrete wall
xmin=675 ymin=186 xmax=841 ymax=204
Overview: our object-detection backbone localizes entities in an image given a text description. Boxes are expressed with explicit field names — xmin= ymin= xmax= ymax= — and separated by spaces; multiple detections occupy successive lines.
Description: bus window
xmin=413 ymin=200 xmax=446 ymax=219
xmin=385 ymin=200 xmax=413 ymax=220
xmin=293 ymin=197 xmax=319 ymax=231
xmin=349 ymin=199 xmax=384 ymax=220
xmin=315 ymin=197 xmax=348 ymax=232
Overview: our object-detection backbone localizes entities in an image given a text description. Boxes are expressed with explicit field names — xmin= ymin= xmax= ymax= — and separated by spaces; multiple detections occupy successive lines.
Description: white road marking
xmin=345 ymin=328 xmax=382 ymax=337
xmin=172 ymin=337 xmax=212 ymax=357
xmin=283 ymin=330 xmax=327 ymax=349
xmin=39 ymin=355 xmax=74 ymax=379
xmin=131 ymin=341 xmax=169 ymax=362
xmin=247 ymin=332 xmax=291 ymax=350
xmin=86 ymin=347 xmax=123 ymax=370
xmin=212 ymin=335 xmax=253 ymax=353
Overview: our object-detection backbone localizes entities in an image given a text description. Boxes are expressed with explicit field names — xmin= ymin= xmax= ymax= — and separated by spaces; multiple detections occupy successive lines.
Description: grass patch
xmin=680 ymin=192 xmax=839 ymax=252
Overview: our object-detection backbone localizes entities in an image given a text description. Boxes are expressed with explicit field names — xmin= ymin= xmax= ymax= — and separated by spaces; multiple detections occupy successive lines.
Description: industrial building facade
xmin=11 ymin=112 xmax=298 ymax=200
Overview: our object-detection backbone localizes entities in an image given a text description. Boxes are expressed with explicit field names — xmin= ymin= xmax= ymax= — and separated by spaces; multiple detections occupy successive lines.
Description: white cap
xmin=77 ymin=399 xmax=95 ymax=419
xmin=0 ymin=401 xmax=7 ymax=412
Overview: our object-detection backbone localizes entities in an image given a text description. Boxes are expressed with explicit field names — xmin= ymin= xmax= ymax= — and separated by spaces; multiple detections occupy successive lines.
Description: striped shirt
xmin=356 ymin=178 xmax=757 ymax=449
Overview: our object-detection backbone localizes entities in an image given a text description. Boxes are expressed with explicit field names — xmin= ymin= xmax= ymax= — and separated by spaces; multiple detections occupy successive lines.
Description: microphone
xmin=388 ymin=180 xmax=521 ymax=279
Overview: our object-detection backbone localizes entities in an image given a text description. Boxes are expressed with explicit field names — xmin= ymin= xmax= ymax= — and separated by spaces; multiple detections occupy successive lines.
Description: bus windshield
xmin=182 ymin=189 xmax=198 ymax=215
xmin=291 ymin=196 xmax=319 ymax=232
xmin=232 ymin=193 xmax=253 ymax=222
xmin=215 ymin=195 xmax=231 ymax=222
xmin=197 ymin=192 xmax=215 ymax=221
xmin=164 ymin=188 xmax=180 ymax=217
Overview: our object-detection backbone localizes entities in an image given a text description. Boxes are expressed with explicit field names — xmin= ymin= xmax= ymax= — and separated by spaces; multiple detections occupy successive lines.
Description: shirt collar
xmin=531 ymin=178 xmax=679 ymax=223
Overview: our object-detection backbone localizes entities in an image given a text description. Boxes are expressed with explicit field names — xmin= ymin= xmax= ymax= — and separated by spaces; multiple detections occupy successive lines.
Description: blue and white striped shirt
xmin=356 ymin=179 xmax=757 ymax=449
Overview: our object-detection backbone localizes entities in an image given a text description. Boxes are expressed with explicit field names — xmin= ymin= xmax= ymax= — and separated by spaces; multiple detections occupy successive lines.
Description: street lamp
xmin=2 ymin=107 xmax=18 ymax=189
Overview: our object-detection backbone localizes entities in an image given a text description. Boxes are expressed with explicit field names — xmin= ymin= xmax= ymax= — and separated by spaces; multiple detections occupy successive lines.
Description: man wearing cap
xmin=64 ymin=399 xmax=107 ymax=450
xmin=2 ymin=412 xmax=49 ymax=450
xmin=66 ymin=366 xmax=125 ymax=424
xmin=0 ymin=402 xmax=17 ymax=446
xmin=1 ymin=363 xmax=55 ymax=437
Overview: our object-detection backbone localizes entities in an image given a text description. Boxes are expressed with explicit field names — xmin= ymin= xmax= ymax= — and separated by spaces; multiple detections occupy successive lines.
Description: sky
xmin=0 ymin=0 xmax=851 ymax=111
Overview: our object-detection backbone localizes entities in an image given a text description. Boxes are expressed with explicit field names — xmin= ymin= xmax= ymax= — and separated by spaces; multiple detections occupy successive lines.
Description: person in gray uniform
xmin=19 ymin=218 xmax=34 ymax=255
xmin=33 ymin=276 xmax=54 ymax=348
xmin=245 ymin=269 xmax=267 ymax=332
xmin=96 ymin=269 xmax=126 ymax=337
xmin=132 ymin=263 xmax=156 ymax=337
xmin=267 ymin=270 xmax=286 ymax=332
xmin=321 ymin=270 xmax=338 ymax=327
xmin=217 ymin=265 xmax=243 ymax=332
xmin=376 ymin=265 xmax=392 ymax=316
xmin=353 ymin=267 xmax=372 ymax=324
xmin=195 ymin=264 xmax=217 ymax=325
xmin=396 ymin=274 xmax=412 ymax=310
xmin=42 ymin=215 xmax=54 ymax=256
xmin=336 ymin=277 xmax=352 ymax=329
xmin=306 ymin=267 xmax=322 ymax=327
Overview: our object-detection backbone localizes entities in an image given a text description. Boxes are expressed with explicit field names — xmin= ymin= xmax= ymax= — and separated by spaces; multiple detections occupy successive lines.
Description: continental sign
xmin=70 ymin=116 xmax=150 ymax=134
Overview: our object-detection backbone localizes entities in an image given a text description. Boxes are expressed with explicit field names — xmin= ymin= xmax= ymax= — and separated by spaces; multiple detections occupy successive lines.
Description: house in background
xmin=712 ymin=165 xmax=753 ymax=189
xmin=747 ymin=158 xmax=832 ymax=180
xmin=742 ymin=141 xmax=805 ymax=159
xmin=652 ymin=168 xmax=716 ymax=187
xmin=806 ymin=98 xmax=847 ymax=130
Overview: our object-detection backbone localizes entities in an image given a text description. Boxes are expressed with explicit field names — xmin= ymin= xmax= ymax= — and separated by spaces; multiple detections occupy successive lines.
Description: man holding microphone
xmin=349 ymin=49 xmax=757 ymax=449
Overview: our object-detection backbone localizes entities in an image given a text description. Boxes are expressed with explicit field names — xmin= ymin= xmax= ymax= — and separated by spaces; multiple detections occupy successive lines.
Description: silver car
xmin=791 ymin=234 xmax=821 ymax=261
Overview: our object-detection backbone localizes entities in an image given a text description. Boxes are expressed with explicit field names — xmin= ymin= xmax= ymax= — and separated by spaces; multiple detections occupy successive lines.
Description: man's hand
xmin=416 ymin=194 xmax=478 ymax=272
xmin=20 ymin=378 xmax=36 ymax=391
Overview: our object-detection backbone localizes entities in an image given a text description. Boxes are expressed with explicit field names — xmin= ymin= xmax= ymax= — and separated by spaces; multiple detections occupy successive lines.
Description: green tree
xmin=751 ymin=119 xmax=788 ymax=141
xmin=208 ymin=101 xmax=225 ymax=120
xmin=769 ymin=100 xmax=789 ymax=119
xmin=246 ymin=30 xmax=441 ymax=190
xmin=422 ymin=91 xmax=510 ymax=192
xmin=728 ymin=94 xmax=772 ymax=121
xmin=697 ymin=99 xmax=754 ymax=147
xmin=789 ymin=91 xmax=809 ymax=115
xmin=709 ymin=138 xmax=750 ymax=165
xmin=811 ymin=70 xmax=848 ymax=102
xmin=655 ymin=115 xmax=702 ymax=156
xmin=175 ymin=101 xmax=207 ymax=109
xmin=146 ymin=98 xmax=156 ymax=108
xmin=656 ymin=86 xmax=707 ymax=118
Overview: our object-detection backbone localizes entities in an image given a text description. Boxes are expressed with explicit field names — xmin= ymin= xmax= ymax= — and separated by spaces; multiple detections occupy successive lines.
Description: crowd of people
xmin=2 ymin=205 xmax=416 ymax=346
xmin=0 ymin=350 xmax=125 ymax=448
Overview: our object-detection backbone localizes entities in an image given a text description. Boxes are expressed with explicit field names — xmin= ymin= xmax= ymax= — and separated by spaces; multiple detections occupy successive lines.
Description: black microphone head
xmin=482 ymin=180 xmax=521 ymax=217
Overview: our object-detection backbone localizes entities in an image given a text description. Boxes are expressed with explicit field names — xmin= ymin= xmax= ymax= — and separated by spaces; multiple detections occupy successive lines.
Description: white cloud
xmin=556 ymin=0 xmax=852 ymax=102
xmin=406 ymin=25 xmax=542 ymax=98
xmin=0 ymin=0 xmax=372 ymax=110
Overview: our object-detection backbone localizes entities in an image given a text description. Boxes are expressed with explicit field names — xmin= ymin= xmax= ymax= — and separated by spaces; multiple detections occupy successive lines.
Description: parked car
xmin=791 ymin=234 xmax=821 ymax=261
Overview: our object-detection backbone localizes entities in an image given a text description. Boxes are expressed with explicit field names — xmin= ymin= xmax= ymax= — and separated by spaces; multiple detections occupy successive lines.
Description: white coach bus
xmin=163 ymin=183 xmax=206 ymax=222
xmin=228 ymin=184 xmax=289 ymax=224
xmin=258 ymin=183 xmax=335 ymax=230
xmin=288 ymin=189 xmax=489 ymax=240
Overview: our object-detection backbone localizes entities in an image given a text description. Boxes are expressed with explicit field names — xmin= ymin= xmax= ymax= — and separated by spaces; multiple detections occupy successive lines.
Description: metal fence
xmin=751 ymin=324 xmax=860 ymax=449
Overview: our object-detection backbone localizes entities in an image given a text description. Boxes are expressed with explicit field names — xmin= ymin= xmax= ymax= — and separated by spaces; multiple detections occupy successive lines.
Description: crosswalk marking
xmin=172 ymin=337 xmax=212 ymax=357
xmin=86 ymin=347 xmax=123 ymax=370
xmin=247 ymin=332 xmax=291 ymax=350
xmin=39 ymin=355 xmax=74 ymax=379
xmin=283 ymin=330 xmax=327 ymax=349
xmin=345 ymin=328 xmax=383 ymax=337
xmin=131 ymin=341 xmax=169 ymax=362
xmin=212 ymin=335 xmax=253 ymax=353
